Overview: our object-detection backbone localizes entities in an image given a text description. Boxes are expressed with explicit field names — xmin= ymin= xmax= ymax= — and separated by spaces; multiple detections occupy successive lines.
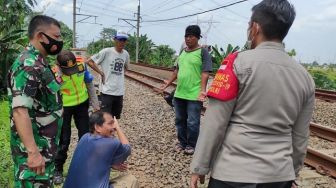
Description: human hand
xmin=190 ymin=174 xmax=205 ymax=188
xmin=291 ymin=181 xmax=298 ymax=188
xmin=112 ymin=116 xmax=120 ymax=130
xmin=27 ymin=150 xmax=45 ymax=175
xmin=100 ymin=71 xmax=105 ymax=85
xmin=112 ymin=162 xmax=128 ymax=172
xmin=198 ymin=91 xmax=207 ymax=102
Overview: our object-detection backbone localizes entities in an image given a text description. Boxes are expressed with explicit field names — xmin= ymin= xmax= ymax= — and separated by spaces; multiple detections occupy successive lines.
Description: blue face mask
xmin=40 ymin=32 xmax=63 ymax=55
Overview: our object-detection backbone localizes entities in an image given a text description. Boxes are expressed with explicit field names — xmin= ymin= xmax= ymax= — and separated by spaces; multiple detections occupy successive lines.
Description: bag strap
xmin=221 ymin=52 xmax=238 ymax=69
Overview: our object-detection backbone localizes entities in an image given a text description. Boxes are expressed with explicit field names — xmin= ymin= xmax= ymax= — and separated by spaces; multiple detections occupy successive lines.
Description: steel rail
xmin=127 ymin=69 xmax=177 ymax=87
xmin=132 ymin=63 xmax=336 ymax=102
xmin=126 ymin=70 xmax=336 ymax=178
xmin=315 ymin=91 xmax=336 ymax=102
xmin=305 ymin=148 xmax=336 ymax=178
xmin=316 ymin=89 xmax=336 ymax=95
xmin=310 ymin=122 xmax=336 ymax=142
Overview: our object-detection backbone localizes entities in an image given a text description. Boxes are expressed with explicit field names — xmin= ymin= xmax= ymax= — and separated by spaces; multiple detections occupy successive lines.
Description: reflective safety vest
xmin=61 ymin=63 xmax=88 ymax=107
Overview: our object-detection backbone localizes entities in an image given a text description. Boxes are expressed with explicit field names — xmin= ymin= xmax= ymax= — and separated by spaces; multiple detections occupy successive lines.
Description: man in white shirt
xmin=86 ymin=30 xmax=130 ymax=119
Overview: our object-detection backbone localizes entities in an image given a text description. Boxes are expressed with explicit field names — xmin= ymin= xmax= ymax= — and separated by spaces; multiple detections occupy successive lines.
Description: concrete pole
xmin=136 ymin=0 xmax=140 ymax=63
xmin=73 ymin=0 xmax=76 ymax=48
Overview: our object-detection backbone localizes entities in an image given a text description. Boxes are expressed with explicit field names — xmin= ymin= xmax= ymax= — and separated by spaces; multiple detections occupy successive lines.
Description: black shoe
xmin=53 ymin=171 xmax=63 ymax=185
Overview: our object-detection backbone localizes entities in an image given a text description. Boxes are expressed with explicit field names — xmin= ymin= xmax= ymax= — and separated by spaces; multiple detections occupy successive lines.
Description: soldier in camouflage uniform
xmin=7 ymin=15 xmax=63 ymax=188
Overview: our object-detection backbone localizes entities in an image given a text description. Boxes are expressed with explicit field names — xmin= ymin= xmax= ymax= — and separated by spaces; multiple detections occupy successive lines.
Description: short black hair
xmin=28 ymin=15 xmax=61 ymax=39
xmin=185 ymin=25 xmax=202 ymax=39
xmin=89 ymin=111 xmax=108 ymax=133
xmin=251 ymin=0 xmax=296 ymax=40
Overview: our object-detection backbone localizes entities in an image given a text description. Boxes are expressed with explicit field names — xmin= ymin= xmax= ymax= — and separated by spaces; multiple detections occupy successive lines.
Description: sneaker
xmin=174 ymin=143 xmax=185 ymax=152
xmin=184 ymin=146 xmax=195 ymax=155
xmin=53 ymin=171 xmax=63 ymax=185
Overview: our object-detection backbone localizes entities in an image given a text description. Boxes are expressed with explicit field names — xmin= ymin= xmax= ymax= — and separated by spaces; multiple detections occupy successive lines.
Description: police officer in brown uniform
xmin=190 ymin=0 xmax=315 ymax=188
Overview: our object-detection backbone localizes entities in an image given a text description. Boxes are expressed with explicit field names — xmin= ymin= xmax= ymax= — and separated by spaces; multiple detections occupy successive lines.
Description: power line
xmin=152 ymin=0 xmax=196 ymax=15
xmin=79 ymin=1 xmax=134 ymax=17
xmin=210 ymin=0 xmax=248 ymax=19
xmin=141 ymin=0 xmax=248 ymax=23
xmin=142 ymin=0 xmax=175 ymax=14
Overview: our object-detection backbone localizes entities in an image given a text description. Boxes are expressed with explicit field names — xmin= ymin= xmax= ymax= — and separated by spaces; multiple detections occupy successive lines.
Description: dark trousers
xmin=101 ymin=94 xmax=123 ymax=119
xmin=55 ymin=99 xmax=89 ymax=172
xmin=173 ymin=97 xmax=202 ymax=148
xmin=208 ymin=178 xmax=293 ymax=188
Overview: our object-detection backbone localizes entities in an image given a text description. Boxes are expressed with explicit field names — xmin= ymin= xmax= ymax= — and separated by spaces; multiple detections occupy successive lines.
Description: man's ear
xmin=36 ymin=32 xmax=45 ymax=43
xmin=94 ymin=124 xmax=101 ymax=133
xmin=253 ymin=22 xmax=261 ymax=35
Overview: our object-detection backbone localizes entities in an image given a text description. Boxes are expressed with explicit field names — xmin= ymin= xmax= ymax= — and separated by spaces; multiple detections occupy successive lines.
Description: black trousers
xmin=55 ymin=99 xmax=89 ymax=172
xmin=101 ymin=94 xmax=123 ymax=119
xmin=208 ymin=177 xmax=293 ymax=188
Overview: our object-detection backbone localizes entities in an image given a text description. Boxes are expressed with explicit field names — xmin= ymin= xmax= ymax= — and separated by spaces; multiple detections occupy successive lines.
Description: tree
xmin=150 ymin=45 xmax=176 ymax=67
xmin=125 ymin=33 xmax=155 ymax=63
xmin=100 ymin=28 xmax=116 ymax=41
xmin=86 ymin=28 xmax=116 ymax=55
xmin=287 ymin=49 xmax=296 ymax=57
xmin=0 ymin=0 xmax=36 ymax=91
xmin=60 ymin=22 xmax=73 ymax=50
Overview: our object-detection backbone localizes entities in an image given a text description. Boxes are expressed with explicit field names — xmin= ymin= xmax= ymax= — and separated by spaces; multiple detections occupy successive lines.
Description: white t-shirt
xmin=91 ymin=47 xmax=129 ymax=96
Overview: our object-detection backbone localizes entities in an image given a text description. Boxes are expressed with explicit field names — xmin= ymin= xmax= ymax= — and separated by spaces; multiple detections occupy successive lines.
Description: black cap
xmin=57 ymin=50 xmax=79 ymax=75
xmin=185 ymin=25 xmax=202 ymax=39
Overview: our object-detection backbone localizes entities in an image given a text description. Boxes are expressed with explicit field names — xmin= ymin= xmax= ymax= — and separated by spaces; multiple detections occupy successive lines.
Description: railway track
xmin=131 ymin=63 xmax=336 ymax=103
xmin=125 ymin=68 xmax=336 ymax=179
xmin=315 ymin=89 xmax=336 ymax=102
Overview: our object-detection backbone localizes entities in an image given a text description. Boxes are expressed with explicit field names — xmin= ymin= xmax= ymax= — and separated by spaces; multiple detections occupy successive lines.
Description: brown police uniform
xmin=191 ymin=42 xmax=315 ymax=183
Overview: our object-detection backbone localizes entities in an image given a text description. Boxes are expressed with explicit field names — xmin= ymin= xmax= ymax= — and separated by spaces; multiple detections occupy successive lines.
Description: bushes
xmin=0 ymin=100 xmax=14 ymax=187
xmin=308 ymin=68 xmax=336 ymax=90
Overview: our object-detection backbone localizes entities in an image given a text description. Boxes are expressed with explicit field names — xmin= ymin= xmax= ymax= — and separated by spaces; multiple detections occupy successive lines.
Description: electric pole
xmin=118 ymin=0 xmax=140 ymax=63
xmin=73 ymin=0 xmax=76 ymax=48
xmin=136 ymin=0 xmax=140 ymax=63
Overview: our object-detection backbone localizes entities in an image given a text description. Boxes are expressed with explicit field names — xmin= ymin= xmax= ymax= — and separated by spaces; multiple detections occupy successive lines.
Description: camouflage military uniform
xmin=7 ymin=44 xmax=63 ymax=188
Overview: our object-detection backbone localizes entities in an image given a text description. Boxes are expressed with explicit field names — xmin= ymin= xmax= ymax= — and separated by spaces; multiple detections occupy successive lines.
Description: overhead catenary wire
xmin=210 ymin=0 xmax=249 ymax=20
xmin=141 ymin=0 xmax=248 ymax=23
xmin=142 ymin=0 xmax=176 ymax=14
xmin=152 ymin=0 xmax=196 ymax=15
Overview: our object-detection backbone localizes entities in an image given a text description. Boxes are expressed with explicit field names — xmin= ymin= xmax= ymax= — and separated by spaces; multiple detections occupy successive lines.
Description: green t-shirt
xmin=174 ymin=48 xmax=212 ymax=100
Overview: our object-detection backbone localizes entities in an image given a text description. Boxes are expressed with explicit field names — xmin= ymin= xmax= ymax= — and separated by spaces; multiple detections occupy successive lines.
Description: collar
xmin=27 ymin=43 xmax=48 ymax=66
xmin=255 ymin=41 xmax=285 ymax=51
xmin=27 ymin=43 xmax=40 ymax=55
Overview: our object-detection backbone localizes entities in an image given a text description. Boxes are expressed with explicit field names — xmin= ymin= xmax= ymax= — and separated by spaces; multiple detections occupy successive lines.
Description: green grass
xmin=0 ymin=100 xmax=14 ymax=187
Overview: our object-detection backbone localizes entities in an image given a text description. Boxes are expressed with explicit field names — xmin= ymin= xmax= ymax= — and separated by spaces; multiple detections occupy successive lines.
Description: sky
xmin=34 ymin=0 xmax=336 ymax=64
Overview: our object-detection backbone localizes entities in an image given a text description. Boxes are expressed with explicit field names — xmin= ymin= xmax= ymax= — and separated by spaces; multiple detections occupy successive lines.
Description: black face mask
xmin=40 ymin=32 xmax=63 ymax=55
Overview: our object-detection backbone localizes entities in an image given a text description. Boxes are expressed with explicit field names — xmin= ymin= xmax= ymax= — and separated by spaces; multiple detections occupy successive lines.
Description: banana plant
xmin=210 ymin=44 xmax=240 ymax=71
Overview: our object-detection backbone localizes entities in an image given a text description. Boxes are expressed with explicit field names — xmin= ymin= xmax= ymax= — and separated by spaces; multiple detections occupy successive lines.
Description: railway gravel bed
xmin=120 ymin=79 xmax=336 ymax=187
xmin=61 ymin=77 xmax=335 ymax=188
xmin=129 ymin=64 xmax=336 ymax=130
xmin=312 ymin=99 xmax=336 ymax=129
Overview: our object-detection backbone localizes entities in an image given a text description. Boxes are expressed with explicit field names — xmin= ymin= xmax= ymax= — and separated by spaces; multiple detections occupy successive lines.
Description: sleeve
xmin=43 ymin=66 xmax=61 ymax=94
xmin=91 ymin=49 xmax=107 ymax=65
xmin=201 ymin=48 xmax=212 ymax=72
xmin=111 ymin=142 xmax=131 ymax=165
xmin=190 ymin=98 xmax=236 ymax=175
xmin=292 ymin=81 xmax=315 ymax=177
xmin=125 ymin=52 xmax=130 ymax=70
xmin=10 ymin=66 xmax=41 ymax=109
